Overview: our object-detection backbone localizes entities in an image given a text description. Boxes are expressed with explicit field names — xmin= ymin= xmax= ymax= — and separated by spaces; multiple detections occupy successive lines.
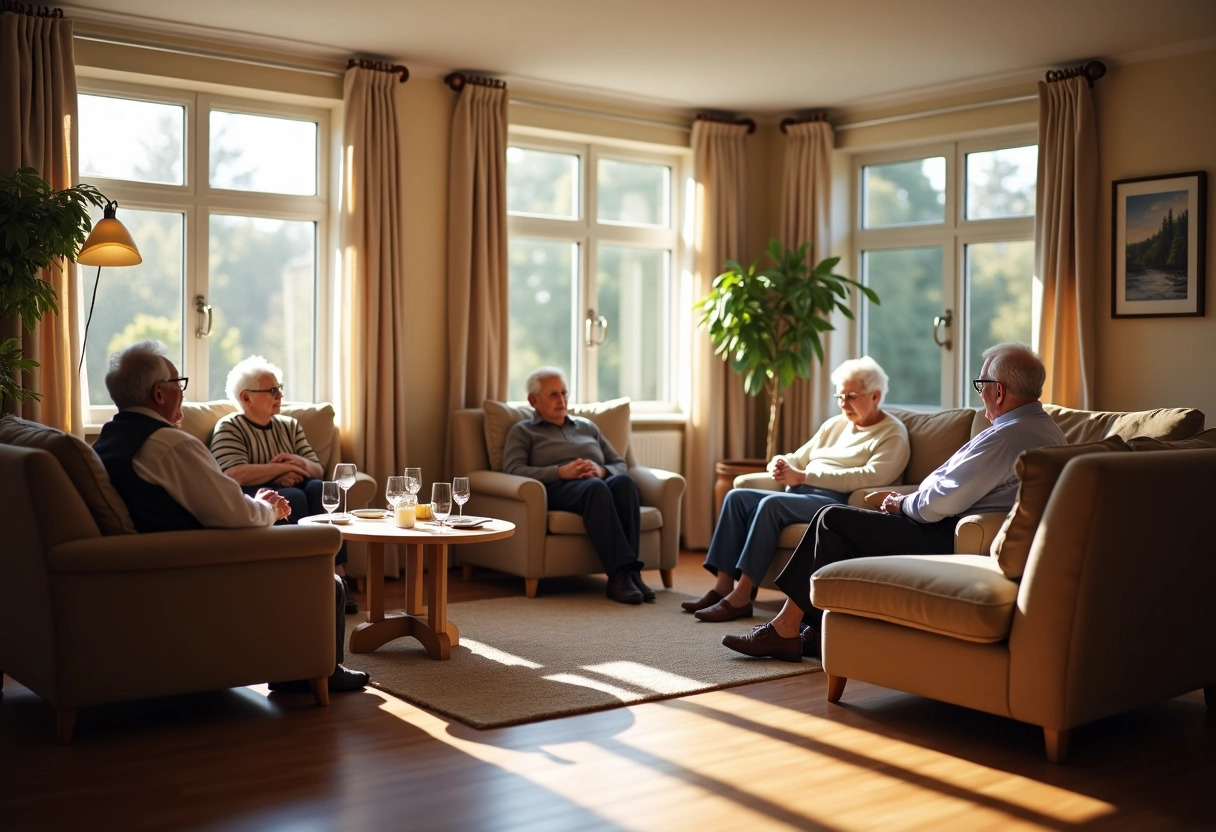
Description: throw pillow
xmin=481 ymin=397 xmax=633 ymax=472
xmin=0 ymin=414 xmax=136 ymax=535
xmin=1126 ymin=427 xmax=1216 ymax=451
xmin=178 ymin=400 xmax=236 ymax=446
xmin=885 ymin=407 xmax=977 ymax=484
xmin=1043 ymin=403 xmax=1204 ymax=444
xmin=990 ymin=436 xmax=1128 ymax=579
xmin=280 ymin=402 xmax=338 ymax=470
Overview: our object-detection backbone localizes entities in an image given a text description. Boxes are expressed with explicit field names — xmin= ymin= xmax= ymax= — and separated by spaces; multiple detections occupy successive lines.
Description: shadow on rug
xmin=341 ymin=588 xmax=820 ymax=729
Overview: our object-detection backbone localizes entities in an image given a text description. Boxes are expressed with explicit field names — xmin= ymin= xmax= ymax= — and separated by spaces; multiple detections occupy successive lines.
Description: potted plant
xmin=0 ymin=167 xmax=108 ymax=407
xmin=695 ymin=238 xmax=879 ymax=462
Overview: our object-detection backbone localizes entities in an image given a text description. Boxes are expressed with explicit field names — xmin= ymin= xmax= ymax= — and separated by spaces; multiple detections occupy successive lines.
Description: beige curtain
xmin=0 ymin=7 xmax=80 ymax=430
xmin=777 ymin=118 xmax=835 ymax=452
xmin=1035 ymin=75 xmax=1098 ymax=407
xmin=338 ymin=64 xmax=409 ymax=491
xmin=445 ymin=81 xmax=508 ymax=476
xmin=685 ymin=119 xmax=750 ymax=548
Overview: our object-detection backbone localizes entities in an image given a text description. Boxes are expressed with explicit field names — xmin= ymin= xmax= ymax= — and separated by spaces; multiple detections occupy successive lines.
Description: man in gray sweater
xmin=501 ymin=367 xmax=654 ymax=604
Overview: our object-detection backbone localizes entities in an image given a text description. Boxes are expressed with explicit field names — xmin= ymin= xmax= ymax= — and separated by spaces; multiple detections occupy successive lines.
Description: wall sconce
xmin=76 ymin=201 xmax=142 ymax=373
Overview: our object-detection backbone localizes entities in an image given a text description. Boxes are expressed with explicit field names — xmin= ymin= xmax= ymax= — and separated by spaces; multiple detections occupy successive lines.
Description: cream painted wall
xmin=1094 ymin=49 xmax=1215 ymax=424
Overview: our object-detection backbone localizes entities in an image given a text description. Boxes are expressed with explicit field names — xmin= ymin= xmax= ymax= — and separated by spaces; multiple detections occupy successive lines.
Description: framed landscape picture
xmin=1111 ymin=170 xmax=1206 ymax=318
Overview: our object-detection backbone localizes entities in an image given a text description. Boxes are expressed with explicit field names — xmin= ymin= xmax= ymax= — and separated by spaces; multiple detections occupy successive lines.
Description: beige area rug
xmin=342 ymin=589 xmax=820 ymax=729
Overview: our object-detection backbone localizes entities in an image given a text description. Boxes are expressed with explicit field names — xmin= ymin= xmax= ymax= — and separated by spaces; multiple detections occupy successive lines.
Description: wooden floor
xmin=3 ymin=552 xmax=1213 ymax=831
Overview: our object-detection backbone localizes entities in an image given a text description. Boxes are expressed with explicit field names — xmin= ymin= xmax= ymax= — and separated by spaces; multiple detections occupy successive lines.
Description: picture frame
xmin=1111 ymin=170 xmax=1206 ymax=318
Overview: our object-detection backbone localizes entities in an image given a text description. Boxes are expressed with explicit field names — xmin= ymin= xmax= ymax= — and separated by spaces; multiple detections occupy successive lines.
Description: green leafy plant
xmin=0 ymin=167 xmax=108 ymax=406
xmin=694 ymin=238 xmax=879 ymax=460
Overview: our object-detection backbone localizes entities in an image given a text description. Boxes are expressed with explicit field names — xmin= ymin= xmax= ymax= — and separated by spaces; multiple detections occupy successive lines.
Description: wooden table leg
xmin=349 ymin=539 xmax=456 ymax=660
xmin=405 ymin=542 xmax=423 ymax=615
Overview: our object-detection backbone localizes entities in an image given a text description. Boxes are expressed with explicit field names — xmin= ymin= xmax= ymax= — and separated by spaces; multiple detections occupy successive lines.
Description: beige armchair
xmin=810 ymin=435 xmax=1216 ymax=763
xmin=0 ymin=416 xmax=343 ymax=742
xmin=450 ymin=399 xmax=686 ymax=597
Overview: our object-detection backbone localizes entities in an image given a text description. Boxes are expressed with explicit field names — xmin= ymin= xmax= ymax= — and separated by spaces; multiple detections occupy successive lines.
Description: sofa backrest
xmin=1042 ymin=403 xmax=1205 ymax=444
xmin=0 ymin=414 xmax=135 ymax=535
xmin=884 ymin=407 xmax=979 ymax=485
xmin=179 ymin=401 xmax=342 ymax=475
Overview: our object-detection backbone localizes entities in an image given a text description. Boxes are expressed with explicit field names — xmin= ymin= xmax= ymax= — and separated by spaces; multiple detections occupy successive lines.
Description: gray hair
xmin=982 ymin=342 xmax=1046 ymax=399
xmin=225 ymin=355 xmax=283 ymax=405
xmin=525 ymin=366 xmax=567 ymax=397
xmin=830 ymin=355 xmax=889 ymax=398
xmin=105 ymin=339 xmax=171 ymax=409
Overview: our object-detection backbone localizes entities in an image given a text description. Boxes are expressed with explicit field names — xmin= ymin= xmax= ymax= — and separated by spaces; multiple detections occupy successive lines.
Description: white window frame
xmin=506 ymin=129 xmax=689 ymax=413
xmin=75 ymin=77 xmax=336 ymax=426
xmin=853 ymin=129 xmax=1037 ymax=409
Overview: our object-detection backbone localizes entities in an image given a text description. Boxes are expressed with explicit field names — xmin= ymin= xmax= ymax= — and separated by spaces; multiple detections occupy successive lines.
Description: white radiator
xmin=631 ymin=429 xmax=683 ymax=474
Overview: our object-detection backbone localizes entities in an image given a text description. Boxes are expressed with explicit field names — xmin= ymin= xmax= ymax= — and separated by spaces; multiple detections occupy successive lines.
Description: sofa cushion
xmin=885 ymin=407 xmax=977 ymax=484
xmin=0 ymin=414 xmax=136 ymax=535
xmin=482 ymin=398 xmax=632 ymax=472
xmin=1042 ymin=403 xmax=1204 ymax=444
xmin=178 ymin=401 xmax=235 ymax=445
xmin=990 ymin=436 xmax=1129 ymax=579
xmin=1126 ymin=427 xmax=1216 ymax=451
xmin=811 ymin=553 xmax=1018 ymax=643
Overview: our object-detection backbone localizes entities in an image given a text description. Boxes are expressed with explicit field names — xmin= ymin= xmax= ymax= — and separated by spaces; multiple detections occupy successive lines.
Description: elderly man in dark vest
xmin=93 ymin=339 xmax=368 ymax=694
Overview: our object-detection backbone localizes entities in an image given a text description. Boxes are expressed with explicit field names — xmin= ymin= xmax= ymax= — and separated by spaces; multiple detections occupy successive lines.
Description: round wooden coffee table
xmin=300 ymin=514 xmax=515 ymax=660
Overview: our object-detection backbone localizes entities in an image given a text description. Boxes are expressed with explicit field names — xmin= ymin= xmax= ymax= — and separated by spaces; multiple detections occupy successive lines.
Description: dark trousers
xmin=775 ymin=504 xmax=958 ymax=630
xmin=545 ymin=474 xmax=641 ymax=575
xmin=244 ymin=479 xmax=347 ymax=566
xmin=333 ymin=575 xmax=347 ymax=667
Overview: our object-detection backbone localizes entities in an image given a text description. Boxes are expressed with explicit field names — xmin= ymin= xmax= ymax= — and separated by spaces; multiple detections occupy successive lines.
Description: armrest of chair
xmin=467 ymin=470 xmax=547 ymax=504
xmin=347 ymin=472 xmax=377 ymax=509
xmin=846 ymin=483 xmax=918 ymax=509
xmin=732 ymin=471 xmax=782 ymax=492
xmin=48 ymin=524 xmax=343 ymax=572
xmin=954 ymin=511 xmax=1007 ymax=555
xmin=630 ymin=465 xmax=686 ymax=512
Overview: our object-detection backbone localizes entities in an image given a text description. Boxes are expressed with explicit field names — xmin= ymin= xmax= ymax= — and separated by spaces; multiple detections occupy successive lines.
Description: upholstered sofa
xmin=810 ymin=429 xmax=1216 ymax=762
xmin=450 ymin=398 xmax=686 ymax=597
xmin=178 ymin=401 xmax=384 ymax=577
xmin=734 ymin=404 xmax=1206 ymax=586
xmin=0 ymin=415 xmax=343 ymax=742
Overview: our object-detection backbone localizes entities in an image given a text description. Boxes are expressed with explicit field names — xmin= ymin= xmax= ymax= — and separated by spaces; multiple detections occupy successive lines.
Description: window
xmin=505 ymin=137 xmax=685 ymax=408
xmin=854 ymin=136 xmax=1037 ymax=408
xmin=76 ymin=81 xmax=331 ymax=422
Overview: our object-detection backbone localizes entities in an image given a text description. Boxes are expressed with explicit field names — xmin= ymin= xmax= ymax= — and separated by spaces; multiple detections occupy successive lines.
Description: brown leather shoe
xmin=721 ymin=623 xmax=803 ymax=662
xmin=694 ymin=598 xmax=753 ymax=622
xmin=680 ymin=589 xmax=724 ymax=613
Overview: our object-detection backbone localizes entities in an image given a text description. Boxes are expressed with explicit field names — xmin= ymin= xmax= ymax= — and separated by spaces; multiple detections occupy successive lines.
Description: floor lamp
xmin=76 ymin=201 xmax=142 ymax=374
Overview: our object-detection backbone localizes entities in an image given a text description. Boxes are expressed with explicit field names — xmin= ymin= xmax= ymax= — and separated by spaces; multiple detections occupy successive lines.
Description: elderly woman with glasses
xmin=210 ymin=355 xmax=354 ymax=608
xmin=683 ymin=356 xmax=910 ymax=623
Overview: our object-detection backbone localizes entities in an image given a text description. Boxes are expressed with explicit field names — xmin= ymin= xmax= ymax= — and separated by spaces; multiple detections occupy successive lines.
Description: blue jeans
xmin=545 ymin=474 xmax=641 ymax=575
xmin=243 ymin=478 xmax=347 ymax=567
xmin=703 ymin=485 xmax=848 ymax=585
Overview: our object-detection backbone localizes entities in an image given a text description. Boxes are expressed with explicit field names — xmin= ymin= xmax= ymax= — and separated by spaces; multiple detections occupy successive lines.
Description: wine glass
xmin=403 ymin=467 xmax=421 ymax=499
xmin=385 ymin=475 xmax=406 ymax=513
xmin=452 ymin=476 xmax=470 ymax=519
xmin=321 ymin=481 xmax=340 ymax=522
xmin=333 ymin=463 xmax=356 ymax=519
xmin=431 ymin=482 xmax=452 ymax=533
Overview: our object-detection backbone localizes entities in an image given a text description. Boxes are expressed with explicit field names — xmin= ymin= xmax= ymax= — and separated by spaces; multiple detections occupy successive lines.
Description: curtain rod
xmin=834 ymin=92 xmax=1037 ymax=132
xmin=73 ymin=32 xmax=345 ymax=79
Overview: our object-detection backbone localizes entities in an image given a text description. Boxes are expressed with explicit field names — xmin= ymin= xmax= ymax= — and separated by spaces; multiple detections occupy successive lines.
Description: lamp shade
xmin=77 ymin=201 xmax=142 ymax=266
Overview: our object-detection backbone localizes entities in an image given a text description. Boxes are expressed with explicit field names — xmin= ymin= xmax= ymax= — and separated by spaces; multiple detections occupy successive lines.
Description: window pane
xmin=508 ymin=238 xmax=576 ymax=397
xmin=595 ymin=246 xmax=668 ymax=401
xmin=964 ymin=241 xmax=1035 ymax=406
xmin=208 ymin=215 xmax=317 ymax=399
xmin=597 ymin=159 xmax=669 ymax=227
xmin=862 ymin=157 xmax=945 ymax=228
xmin=82 ymin=209 xmax=185 ymax=407
xmin=862 ymin=247 xmax=944 ymax=406
xmin=966 ymin=146 xmax=1037 ymax=220
xmin=506 ymin=147 xmax=579 ymax=220
xmin=210 ymin=111 xmax=317 ymax=195
xmin=78 ymin=94 xmax=184 ymax=186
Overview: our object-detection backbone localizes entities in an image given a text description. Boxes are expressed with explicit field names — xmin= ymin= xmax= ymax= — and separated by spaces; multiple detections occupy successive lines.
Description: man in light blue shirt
xmin=723 ymin=342 xmax=1067 ymax=662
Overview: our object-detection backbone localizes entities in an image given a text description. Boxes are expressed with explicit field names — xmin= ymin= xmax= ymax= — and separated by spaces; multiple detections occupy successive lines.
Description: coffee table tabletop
xmin=300 ymin=514 xmax=515 ymax=659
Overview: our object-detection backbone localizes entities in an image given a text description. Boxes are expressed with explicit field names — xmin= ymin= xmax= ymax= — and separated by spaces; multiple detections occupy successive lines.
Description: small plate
xmin=328 ymin=515 xmax=353 ymax=525
xmin=447 ymin=516 xmax=488 ymax=528
xmin=352 ymin=508 xmax=388 ymax=519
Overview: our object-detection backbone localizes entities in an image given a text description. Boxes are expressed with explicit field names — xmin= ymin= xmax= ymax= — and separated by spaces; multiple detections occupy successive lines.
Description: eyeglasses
xmin=834 ymin=392 xmax=862 ymax=403
xmin=245 ymin=385 xmax=285 ymax=397
xmin=972 ymin=378 xmax=1001 ymax=394
xmin=160 ymin=377 xmax=188 ymax=392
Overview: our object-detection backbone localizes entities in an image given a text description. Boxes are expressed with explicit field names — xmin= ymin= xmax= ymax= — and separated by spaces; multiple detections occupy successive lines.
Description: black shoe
xmin=630 ymin=570 xmax=656 ymax=602
xmin=799 ymin=624 xmax=821 ymax=658
xmin=330 ymin=664 xmax=369 ymax=693
xmin=345 ymin=598 xmax=359 ymax=615
xmin=606 ymin=570 xmax=643 ymax=604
